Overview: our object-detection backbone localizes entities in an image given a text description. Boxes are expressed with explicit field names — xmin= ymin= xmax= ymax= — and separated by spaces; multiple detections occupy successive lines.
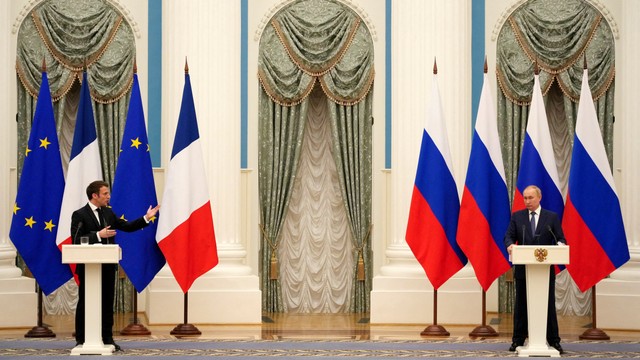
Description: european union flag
xmin=111 ymin=72 xmax=165 ymax=292
xmin=9 ymin=70 xmax=72 ymax=295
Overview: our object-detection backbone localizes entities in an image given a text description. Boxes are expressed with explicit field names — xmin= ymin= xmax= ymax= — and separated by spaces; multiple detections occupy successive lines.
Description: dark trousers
xmin=512 ymin=268 xmax=560 ymax=345
xmin=75 ymin=263 xmax=117 ymax=343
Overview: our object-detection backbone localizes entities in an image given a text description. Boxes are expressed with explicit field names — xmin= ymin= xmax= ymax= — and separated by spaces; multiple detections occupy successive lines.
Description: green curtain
xmin=258 ymin=0 xmax=374 ymax=313
xmin=16 ymin=0 xmax=135 ymax=185
xmin=15 ymin=0 xmax=136 ymax=313
xmin=495 ymin=0 xmax=615 ymax=313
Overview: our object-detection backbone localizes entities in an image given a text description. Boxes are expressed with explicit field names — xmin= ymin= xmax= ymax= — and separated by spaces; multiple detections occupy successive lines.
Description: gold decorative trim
xmin=271 ymin=17 xmax=361 ymax=77
xmin=257 ymin=68 xmax=316 ymax=107
xmin=31 ymin=11 xmax=124 ymax=72
xmin=318 ymin=68 xmax=375 ymax=106
xmin=509 ymin=15 xmax=602 ymax=76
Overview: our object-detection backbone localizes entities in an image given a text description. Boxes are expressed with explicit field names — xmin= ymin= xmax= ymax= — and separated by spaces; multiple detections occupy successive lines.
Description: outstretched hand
xmin=146 ymin=204 xmax=160 ymax=221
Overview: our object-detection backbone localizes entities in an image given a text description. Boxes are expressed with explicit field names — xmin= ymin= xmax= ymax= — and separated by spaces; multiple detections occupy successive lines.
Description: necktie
xmin=97 ymin=208 xmax=105 ymax=228
xmin=530 ymin=211 xmax=536 ymax=237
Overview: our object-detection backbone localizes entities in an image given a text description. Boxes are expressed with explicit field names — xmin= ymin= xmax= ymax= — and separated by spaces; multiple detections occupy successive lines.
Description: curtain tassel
xmin=270 ymin=252 xmax=279 ymax=280
xmin=357 ymin=252 xmax=365 ymax=281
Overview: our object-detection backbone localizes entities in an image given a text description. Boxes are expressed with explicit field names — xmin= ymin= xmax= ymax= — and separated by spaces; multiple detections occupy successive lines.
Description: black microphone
xmin=521 ymin=225 xmax=526 ymax=246
xmin=73 ymin=221 xmax=83 ymax=244
xmin=547 ymin=225 xmax=559 ymax=245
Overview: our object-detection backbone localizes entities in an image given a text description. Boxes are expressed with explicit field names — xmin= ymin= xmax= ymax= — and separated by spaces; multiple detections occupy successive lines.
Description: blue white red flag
xmin=111 ymin=72 xmax=166 ymax=292
xmin=563 ymin=69 xmax=629 ymax=292
xmin=9 ymin=69 xmax=73 ymax=295
xmin=513 ymin=74 xmax=564 ymax=218
xmin=457 ymin=72 xmax=511 ymax=291
xmin=56 ymin=71 xmax=103 ymax=253
xmin=156 ymin=70 xmax=218 ymax=293
xmin=406 ymin=71 xmax=466 ymax=290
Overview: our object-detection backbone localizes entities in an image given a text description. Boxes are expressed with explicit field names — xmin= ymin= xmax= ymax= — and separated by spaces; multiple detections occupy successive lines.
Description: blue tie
xmin=530 ymin=211 xmax=536 ymax=237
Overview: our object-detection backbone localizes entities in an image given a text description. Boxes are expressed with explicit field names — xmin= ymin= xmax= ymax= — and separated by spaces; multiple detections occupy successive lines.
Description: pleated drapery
xmin=15 ymin=0 xmax=136 ymax=315
xmin=495 ymin=0 xmax=615 ymax=315
xmin=258 ymin=0 xmax=374 ymax=313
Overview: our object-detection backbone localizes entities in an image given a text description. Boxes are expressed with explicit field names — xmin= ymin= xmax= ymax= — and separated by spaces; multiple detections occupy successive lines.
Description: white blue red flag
xmin=56 ymin=71 xmax=103 ymax=253
xmin=406 ymin=70 xmax=466 ymax=290
xmin=563 ymin=69 xmax=629 ymax=292
xmin=111 ymin=72 xmax=166 ymax=292
xmin=513 ymin=73 xmax=564 ymax=218
xmin=9 ymin=69 xmax=73 ymax=295
xmin=156 ymin=69 xmax=218 ymax=293
xmin=457 ymin=72 xmax=511 ymax=291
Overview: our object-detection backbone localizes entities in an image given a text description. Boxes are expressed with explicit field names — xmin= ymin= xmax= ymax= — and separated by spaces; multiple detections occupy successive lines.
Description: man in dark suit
xmin=504 ymin=185 xmax=565 ymax=354
xmin=71 ymin=180 xmax=159 ymax=351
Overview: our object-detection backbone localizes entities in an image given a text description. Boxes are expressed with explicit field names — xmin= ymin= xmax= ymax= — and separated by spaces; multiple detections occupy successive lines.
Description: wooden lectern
xmin=511 ymin=245 xmax=569 ymax=357
xmin=62 ymin=244 xmax=121 ymax=356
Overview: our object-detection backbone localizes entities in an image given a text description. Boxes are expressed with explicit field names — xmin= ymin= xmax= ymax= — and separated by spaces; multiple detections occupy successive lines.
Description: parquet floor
xmin=0 ymin=312 xmax=638 ymax=343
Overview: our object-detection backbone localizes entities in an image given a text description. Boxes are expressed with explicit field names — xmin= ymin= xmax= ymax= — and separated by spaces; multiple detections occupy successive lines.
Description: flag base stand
xmin=579 ymin=328 xmax=609 ymax=340
xmin=121 ymin=323 xmax=151 ymax=336
xmin=170 ymin=323 xmax=201 ymax=336
xmin=420 ymin=324 xmax=450 ymax=337
xmin=25 ymin=325 xmax=55 ymax=338
xmin=469 ymin=325 xmax=498 ymax=337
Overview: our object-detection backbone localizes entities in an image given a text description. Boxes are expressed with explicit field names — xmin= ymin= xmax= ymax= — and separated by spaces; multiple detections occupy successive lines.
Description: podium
xmin=62 ymin=245 xmax=121 ymax=356
xmin=511 ymin=245 xmax=569 ymax=357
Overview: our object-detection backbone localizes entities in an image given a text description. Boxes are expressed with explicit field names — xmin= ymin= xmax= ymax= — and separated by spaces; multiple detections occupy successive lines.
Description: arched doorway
xmin=257 ymin=0 xmax=375 ymax=313
xmin=495 ymin=0 xmax=616 ymax=315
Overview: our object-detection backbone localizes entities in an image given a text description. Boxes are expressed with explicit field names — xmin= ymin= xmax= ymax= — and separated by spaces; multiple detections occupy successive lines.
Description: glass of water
xmin=80 ymin=236 xmax=89 ymax=245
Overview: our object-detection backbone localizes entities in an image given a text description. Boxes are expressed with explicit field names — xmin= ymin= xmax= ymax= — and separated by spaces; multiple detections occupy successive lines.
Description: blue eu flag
xmin=9 ymin=70 xmax=72 ymax=295
xmin=111 ymin=72 xmax=165 ymax=292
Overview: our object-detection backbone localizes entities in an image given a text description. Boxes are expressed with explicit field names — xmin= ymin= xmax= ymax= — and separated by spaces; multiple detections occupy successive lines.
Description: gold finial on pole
xmin=433 ymin=57 xmax=438 ymax=75
xmin=133 ymin=57 xmax=138 ymax=74
xmin=184 ymin=57 xmax=189 ymax=74
xmin=483 ymin=55 xmax=488 ymax=74
xmin=41 ymin=57 xmax=46 ymax=72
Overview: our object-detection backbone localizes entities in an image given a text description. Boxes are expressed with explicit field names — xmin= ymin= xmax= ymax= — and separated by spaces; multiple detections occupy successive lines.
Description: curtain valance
xmin=258 ymin=0 xmax=374 ymax=106
xmin=16 ymin=0 xmax=135 ymax=104
xmin=496 ymin=0 xmax=614 ymax=105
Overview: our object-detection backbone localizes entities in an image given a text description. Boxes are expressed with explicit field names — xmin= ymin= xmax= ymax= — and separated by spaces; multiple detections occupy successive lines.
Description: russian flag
xmin=563 ymin=68 xmax=629 ymax=292
xmin=406 ymin=69 xmax=466 ymax=290
xmin=56 ymin=71 xmax=103 ymax=252
xmin=513 ymin=72 xmax=564 ymax=219
xmin=457 ymin=71 xmax=511 ymax=291
xmin=156 ymin=68 xmax=218 ymax=294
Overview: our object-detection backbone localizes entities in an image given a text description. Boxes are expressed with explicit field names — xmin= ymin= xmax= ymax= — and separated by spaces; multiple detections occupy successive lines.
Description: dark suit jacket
xmin=504 ymin=208 xmax=565 ymax=279
xmin=71 ymin=204 xmax=148 ymax=245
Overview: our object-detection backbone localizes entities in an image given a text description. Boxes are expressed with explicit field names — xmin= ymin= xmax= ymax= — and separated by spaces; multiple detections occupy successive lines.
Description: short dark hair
xmin=86 ymin=180 xmax=109 ymax=200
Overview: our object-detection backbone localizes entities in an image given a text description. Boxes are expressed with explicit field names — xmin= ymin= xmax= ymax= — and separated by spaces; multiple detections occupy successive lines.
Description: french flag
xmin=513 ymin=72 xmax=564 ymax=219
xmin=156 ymin=67 xmax=218 ymax=294
xmin=406 ymin=67 xmax=466 ymax=290
xmin=563 ymin=68 xmax=629 ymax=292
xmin=56 ymin=71 xmax=103 ymax=252
xmin=457 ymin=70 xmax=511 ymax=291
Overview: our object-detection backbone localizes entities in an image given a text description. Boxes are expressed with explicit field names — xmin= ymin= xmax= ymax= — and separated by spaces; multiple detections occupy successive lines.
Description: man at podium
xmin=71 ymin=180 xmax=160 ymax=351
xmin=504 ymin=185 xmax=565 ymax=354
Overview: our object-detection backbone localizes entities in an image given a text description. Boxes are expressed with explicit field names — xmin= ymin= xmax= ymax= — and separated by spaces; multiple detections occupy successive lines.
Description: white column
xmin=147 ymin=0 xmax=260 ymax=324
xmin=0 ymin=0 xmax=37 ymax=327
xmin=371 ymin=0 xmax=478 ymax=324
xmin=597 ymin=0 xmax=640 ymax=331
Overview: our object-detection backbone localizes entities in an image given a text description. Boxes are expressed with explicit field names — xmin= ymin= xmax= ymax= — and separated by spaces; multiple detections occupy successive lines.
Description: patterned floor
xmin=1 ymin=337 xmax=639 ymax=358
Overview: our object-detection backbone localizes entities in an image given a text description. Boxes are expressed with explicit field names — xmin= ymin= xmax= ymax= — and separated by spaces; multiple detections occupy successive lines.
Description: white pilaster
xmin=0 ymin=0 xmax=37 ymax=327
xmin=597 ymin=0 xmax=640 ymax=331
xmin=370 ymin=0 xmax=476 ymax=324
xmin=147 ymin=0 xmax=260 ymax=324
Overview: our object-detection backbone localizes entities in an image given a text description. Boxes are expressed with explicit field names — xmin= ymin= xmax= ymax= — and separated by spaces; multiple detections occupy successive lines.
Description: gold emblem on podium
xmin=534 ymin=248 xmax=548 ymax=262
